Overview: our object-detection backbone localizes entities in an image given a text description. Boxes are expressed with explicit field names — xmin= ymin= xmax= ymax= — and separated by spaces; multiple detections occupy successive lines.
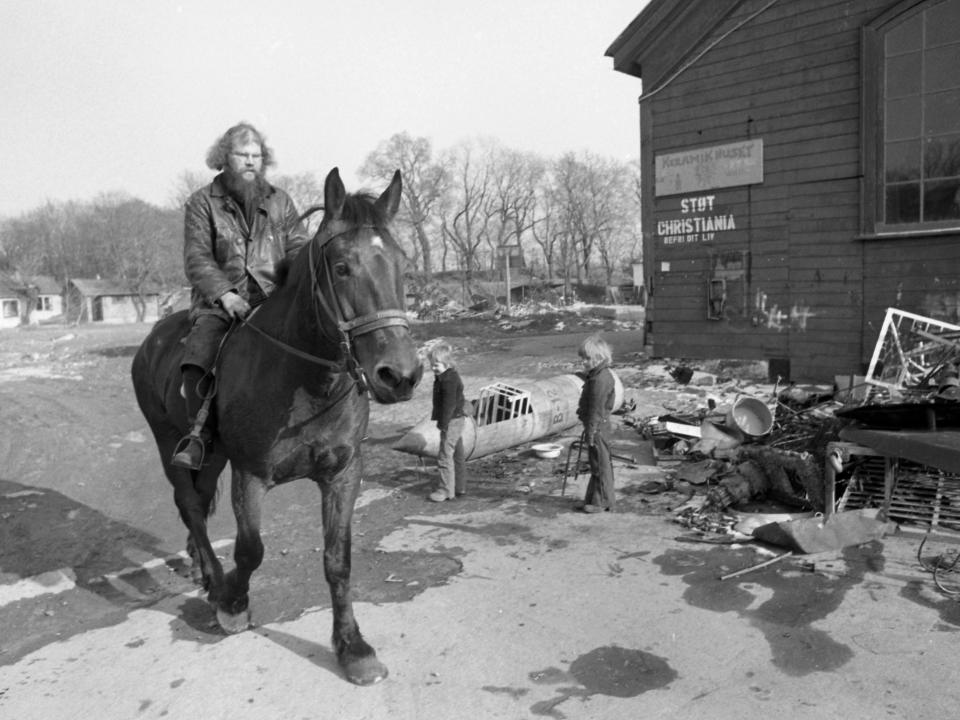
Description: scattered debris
xmin=751 ymin=509 xmax=892 ymax=553
xmin=719 ymin=551 xmax=794 ymax=581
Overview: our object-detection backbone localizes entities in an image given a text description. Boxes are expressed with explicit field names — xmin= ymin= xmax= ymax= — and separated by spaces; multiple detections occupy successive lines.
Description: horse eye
xmin=334 ymin=263 xmax=350 ymax=277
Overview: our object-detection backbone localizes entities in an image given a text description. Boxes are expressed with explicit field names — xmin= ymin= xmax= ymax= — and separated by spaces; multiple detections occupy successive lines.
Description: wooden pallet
xmin=838 ymin=454 xmax=960 ymax=530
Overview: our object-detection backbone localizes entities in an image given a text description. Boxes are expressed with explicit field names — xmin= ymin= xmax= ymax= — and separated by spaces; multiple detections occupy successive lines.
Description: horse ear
xmin=375 ymin=170 xmax=402 ymax=221
xmin=324 ymin=167 xmax=346 ymax=220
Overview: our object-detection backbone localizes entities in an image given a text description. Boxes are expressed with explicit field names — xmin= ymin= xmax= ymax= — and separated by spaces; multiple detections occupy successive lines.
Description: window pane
xmin=886 ymin=11 xmax=922 ymax=54
xmin=886 ymin=97 xmax=922 ymax=140
xmin=885 ymin=183 xmax=921 ymax=223
xmin=886 ymin=139 xmax=921 ymax=181
xmin=923 ymin=179 xmax=960 ymax=221
xmin=886 ymin=52 xmax=921 ymax=97
xmin=924 ymin=89 xmax=960 ymax=136
xmin=925 ymin=44 xmax=960 ymax=92
xmin=924 ymin=134 xmax=960 ymax=178
xmin=926 ymin=0 xmax=960 ymax=47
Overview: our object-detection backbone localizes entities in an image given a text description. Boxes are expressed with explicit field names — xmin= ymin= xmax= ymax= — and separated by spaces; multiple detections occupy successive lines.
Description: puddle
xmin=528 ymin=646 xmax=676 ymax=717
xmin=653 ymin=543 xmax=882 ymax=675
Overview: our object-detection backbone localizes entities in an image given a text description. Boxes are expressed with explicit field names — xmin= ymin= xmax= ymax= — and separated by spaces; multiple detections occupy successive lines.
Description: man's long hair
xmin=205 ymin=122 xmax=276 ymax=171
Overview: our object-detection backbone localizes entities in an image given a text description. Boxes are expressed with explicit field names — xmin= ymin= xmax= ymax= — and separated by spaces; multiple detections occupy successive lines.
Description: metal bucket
xmin=726 ymin=397 xmax=773 ymax=438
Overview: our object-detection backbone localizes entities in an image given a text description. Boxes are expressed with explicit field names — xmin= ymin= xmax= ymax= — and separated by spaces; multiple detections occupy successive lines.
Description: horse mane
xmin=341 ymin=191 xmax=393 ymax=228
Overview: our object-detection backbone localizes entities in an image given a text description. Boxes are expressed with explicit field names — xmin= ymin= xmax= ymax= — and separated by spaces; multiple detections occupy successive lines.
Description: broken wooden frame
xmin=865 ymin=307 xmax=960 ymax=392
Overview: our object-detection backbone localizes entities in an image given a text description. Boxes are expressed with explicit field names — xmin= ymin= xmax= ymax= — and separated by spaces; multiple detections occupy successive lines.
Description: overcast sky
xmin=1 ymin=1 xmax=647 ymax=217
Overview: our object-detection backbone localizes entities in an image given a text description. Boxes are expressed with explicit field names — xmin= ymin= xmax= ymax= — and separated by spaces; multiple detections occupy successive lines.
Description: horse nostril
xmin=376 ymin=365 xmax=403 ymax=389
xmin=375 ymin=364 xmax=422 ymax=392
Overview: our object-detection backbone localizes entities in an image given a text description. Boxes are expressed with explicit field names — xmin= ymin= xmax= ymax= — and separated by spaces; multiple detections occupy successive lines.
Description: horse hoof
xmin=344 ymin=656 xmax=389 ymax=686
xmin=216 ymin=607 xmax=252 ymax=634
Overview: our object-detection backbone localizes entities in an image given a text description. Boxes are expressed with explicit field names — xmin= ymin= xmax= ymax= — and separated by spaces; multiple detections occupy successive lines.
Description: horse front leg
xmin=321 ymin=464 xmax=388 ymax=685
xmin=215 ymin=468 xmax=266 ymax=633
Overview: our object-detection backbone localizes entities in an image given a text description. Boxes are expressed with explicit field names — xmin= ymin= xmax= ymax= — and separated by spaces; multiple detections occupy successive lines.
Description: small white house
xmin=26 ymin=276 xmax=63 ymax=324
xmin=67 ymin=278 xmax=161 ymax=324
xmin=0 ymin=275 xmax=21 ymax=329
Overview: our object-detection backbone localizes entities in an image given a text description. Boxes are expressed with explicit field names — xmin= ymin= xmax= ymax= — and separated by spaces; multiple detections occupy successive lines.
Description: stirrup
xmin=171 ymin=433 xmax=207 ymax=470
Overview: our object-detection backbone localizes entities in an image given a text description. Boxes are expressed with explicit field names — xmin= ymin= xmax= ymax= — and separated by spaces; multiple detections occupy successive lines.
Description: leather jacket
xmin=184 ymin=175 xmax=309 ymax=318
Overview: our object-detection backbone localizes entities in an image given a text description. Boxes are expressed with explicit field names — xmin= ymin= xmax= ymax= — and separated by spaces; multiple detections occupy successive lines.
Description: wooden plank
xmin=840 ymin=428 xmax=960 ymax=474
xmin=656 ymin=100 xmax=860 ymax=141
xmin=655 ymin=62 xmax=860 ymax=114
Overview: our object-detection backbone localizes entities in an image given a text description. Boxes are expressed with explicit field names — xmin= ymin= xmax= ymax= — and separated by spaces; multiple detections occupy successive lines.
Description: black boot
xmin=171 ymin=366 xmax=213 ymax=470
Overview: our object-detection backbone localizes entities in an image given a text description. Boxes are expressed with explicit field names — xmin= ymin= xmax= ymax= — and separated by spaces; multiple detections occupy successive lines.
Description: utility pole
xmin=504 ymin=247 xmax=512 ymax=315
xmin=499 ymin=245 xmax=519 ymax=315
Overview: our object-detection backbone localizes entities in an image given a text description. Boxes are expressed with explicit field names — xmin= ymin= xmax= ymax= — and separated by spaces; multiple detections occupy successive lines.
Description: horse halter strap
xmin=308 ymin=224 xmax=409 ymax=392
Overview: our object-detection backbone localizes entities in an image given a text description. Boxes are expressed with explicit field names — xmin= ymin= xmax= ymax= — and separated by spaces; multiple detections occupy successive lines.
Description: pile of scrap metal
xmin=821 ymin=308 xmax=960 ymax=431
xmin=862 ymin=308 xmax=960 ymax=401
xmin=683 ymin=446 xmax=825 ymax=513
xmin=646 ymin=384 xmax=851 ymax=519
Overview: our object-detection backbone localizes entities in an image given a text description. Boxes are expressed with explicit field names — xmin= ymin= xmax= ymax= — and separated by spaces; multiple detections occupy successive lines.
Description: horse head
xmin=307 ymin=167 xmax=422 ymax=403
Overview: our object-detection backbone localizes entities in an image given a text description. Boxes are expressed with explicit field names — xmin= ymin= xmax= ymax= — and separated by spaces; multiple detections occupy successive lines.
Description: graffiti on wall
xmin=752 ymin=289 xmax=815 ymax=331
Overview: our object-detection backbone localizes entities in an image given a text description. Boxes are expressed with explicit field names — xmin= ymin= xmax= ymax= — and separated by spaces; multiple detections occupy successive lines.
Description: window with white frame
xmin=863 ymin=0 xmax=960 ymax=234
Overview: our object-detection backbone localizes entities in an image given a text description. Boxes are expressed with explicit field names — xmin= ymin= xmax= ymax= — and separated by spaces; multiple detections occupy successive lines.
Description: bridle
xmin=237 ymin=222 xmax=408 ymax=394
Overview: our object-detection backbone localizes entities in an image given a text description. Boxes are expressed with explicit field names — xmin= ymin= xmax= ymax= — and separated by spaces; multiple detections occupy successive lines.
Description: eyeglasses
xmin=230 ymin=152 xmax=262 ymax=161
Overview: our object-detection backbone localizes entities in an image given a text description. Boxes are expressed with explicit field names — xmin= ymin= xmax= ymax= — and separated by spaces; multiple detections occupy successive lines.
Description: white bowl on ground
xmin=532 ymin=442 xmax=563 ymax=459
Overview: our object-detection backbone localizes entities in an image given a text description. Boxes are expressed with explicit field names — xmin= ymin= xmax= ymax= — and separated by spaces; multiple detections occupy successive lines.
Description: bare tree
xmin=529 ymin=182 xmax=565 ymax=281
xmin=551 ymin=152 xmax=637 ymax=288
xmin=273 ymin=172 xmax=324 ymax=233
xmin=169 ymin=169 xmax=210 ymax=210
xmin=359 ymin=132 xmax=449 ymax=276
xmin=439 ymin=140 xmax=496 ymax=300
xmin=84 ymin=194 xmax=182 ymax=320
xmin=482 ymin=145 xmax=545 ymax=276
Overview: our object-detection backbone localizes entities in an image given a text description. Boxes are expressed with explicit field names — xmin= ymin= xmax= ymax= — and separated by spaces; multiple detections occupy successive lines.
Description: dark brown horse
xmin=131 ymin=167 xmax=422 ymax=685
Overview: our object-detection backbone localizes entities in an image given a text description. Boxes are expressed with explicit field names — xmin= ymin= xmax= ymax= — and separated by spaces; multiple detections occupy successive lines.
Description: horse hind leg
xmin=214 ymin=469 xmax=266 ymax=634
xmin=321 ymin=476 xmax=388 ymax=686
xmin=166 ymin=458 xmax=225 ymax=597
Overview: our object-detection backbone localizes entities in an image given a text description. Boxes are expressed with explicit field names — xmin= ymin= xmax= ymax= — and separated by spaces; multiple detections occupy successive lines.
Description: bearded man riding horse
xmin=133 ymin=122 xmax=422 ymax=685
xmin=171 ymin=122 xmax=310 ymax=470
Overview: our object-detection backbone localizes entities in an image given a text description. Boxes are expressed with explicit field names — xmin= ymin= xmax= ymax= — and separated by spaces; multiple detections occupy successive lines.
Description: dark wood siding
xmin=631 ymin=0 xmax=960 ymax=381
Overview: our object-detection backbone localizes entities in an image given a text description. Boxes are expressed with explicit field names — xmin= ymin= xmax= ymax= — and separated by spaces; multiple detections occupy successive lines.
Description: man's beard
xmin=222 ymin=169 xmax=270 ymax=225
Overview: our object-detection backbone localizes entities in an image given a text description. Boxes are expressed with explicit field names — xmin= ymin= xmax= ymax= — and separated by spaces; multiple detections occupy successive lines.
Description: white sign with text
xmin=655 ymin=139 xmax=763 ymax=196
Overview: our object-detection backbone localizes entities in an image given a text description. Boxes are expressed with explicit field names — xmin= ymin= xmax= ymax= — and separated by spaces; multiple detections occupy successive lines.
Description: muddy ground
xmin=6 ymin=316 xmax=960 ymax=719
xmin=0 ymin=312 xmax=660 ymax=652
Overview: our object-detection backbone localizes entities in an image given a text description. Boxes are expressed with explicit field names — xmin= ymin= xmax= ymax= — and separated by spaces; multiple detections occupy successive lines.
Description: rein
xmin=236 ymin=311 xmax=342 ymax=371
xmin=236 ymin=223 xmax=409 ymax=394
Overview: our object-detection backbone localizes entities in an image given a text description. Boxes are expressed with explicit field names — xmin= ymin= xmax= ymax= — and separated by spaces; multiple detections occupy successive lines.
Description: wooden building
xmin=26 ymin=276 xmax=63 ymax=324
xmin=607 ymin=0 xmax=960 ymax=381
xmin=66 ymin=278 xmax=161 ymax=324
xmin=0 ymin=273 xmax=63 ymax=328
xmin=0 ymin=275 xmax=22 ymax=329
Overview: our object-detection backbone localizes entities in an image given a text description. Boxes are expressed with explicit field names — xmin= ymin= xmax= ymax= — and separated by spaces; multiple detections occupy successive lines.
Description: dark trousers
xmin=584 ymin=433 xmax=615 ymax=510
xmin=182 ymin=313 xmax=232 ymax=372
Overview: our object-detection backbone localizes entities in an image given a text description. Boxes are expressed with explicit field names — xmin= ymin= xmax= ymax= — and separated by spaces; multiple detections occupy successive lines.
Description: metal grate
xmin=475 ymin=383 xmax=533 ymax=427
xmin=839 ymin=454 xmax=960 ymax=530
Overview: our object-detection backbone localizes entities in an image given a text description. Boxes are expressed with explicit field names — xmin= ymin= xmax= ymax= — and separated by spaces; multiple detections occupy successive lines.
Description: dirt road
xmin=0 ymin=319 xmax=648 ymax=660
xmin=4 ymin=320 xmax=959 ymax=719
